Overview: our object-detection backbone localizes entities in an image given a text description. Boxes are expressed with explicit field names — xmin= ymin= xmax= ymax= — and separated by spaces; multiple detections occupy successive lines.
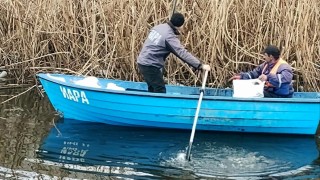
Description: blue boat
xmin=37 ymin=73 xmax=320 ymax=135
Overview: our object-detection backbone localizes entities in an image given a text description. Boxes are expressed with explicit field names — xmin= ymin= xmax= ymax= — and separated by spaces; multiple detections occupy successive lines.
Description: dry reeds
xmin=0 ymin=0 xmax=319 ymax=91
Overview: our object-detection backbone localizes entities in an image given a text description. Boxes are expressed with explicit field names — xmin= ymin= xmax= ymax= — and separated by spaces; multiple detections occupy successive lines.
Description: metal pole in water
xmin=186 ymin=70 xmax=209 ymax=161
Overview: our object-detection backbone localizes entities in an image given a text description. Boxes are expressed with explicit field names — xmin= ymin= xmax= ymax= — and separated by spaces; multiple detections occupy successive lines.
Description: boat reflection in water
xmin=35 ymin=118 xmax=320 ymax=179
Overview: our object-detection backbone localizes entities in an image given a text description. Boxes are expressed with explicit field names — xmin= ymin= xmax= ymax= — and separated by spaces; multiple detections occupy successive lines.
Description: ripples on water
xmin=0 ymin=88 xmax=319 ymax=179
xmin=161 ymin=132 xmax=320 ymax=179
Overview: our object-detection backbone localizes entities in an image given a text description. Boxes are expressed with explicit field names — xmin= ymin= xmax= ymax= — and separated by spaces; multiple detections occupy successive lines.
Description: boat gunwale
xmin=37 ymin=73 xmax=320 ymax=104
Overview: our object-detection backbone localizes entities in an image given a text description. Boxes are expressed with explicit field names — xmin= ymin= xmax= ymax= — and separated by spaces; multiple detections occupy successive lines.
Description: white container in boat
xmin=233 ymin=79 xmax=265 ymax=98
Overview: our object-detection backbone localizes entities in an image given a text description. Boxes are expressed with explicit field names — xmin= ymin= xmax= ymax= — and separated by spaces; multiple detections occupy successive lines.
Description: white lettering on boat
xmin=60 ymin=86 xmax=89 ymax=104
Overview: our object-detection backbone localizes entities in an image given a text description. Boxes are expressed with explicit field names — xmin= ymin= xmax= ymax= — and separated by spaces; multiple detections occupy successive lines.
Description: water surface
xmin=0 ymin=88 xmax=319 ymax=179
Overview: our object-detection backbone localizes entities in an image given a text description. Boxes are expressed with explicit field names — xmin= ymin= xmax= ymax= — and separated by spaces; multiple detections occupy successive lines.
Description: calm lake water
xmin=0 ymin=88 xmax=320 ymax=179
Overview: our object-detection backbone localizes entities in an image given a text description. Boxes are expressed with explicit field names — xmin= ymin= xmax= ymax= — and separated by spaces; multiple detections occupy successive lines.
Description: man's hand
xmin=228 ymin=74 xmax=241 ymax=82
xmin=201 ymin=64 xmax=211 ymax=71
xmin=258 ymin=74 xmax=267 ymax=81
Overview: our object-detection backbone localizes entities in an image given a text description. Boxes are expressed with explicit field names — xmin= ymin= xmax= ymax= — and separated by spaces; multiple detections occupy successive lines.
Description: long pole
xmin=186 ymin=70 xmax=209 ymax=161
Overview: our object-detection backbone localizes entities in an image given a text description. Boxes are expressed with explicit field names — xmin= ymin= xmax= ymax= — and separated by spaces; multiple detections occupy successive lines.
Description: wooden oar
xmin=186 ymin=70 xmax=209 ymax=161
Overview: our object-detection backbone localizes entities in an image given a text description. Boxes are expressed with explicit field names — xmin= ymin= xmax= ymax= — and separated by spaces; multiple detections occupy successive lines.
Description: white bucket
xmin=233 ymin=79 xmax=265 ymax=98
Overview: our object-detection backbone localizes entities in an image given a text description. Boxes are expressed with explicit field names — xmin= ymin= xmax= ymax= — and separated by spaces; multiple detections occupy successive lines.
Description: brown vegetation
xmin=0 ymin=0 xmax=319 ymax=91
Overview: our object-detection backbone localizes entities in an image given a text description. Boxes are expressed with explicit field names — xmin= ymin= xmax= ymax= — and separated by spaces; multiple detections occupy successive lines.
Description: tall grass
xmin=0 ymin=0 xmax=319 ymax=91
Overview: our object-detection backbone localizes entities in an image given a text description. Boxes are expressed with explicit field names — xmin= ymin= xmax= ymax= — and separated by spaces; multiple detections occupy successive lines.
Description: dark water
xmin=0 ymin=88 xmax=320 ymax=179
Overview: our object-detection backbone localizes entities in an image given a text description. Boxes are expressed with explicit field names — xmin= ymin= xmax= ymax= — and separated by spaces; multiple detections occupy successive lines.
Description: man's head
xmin=170 ymin=12 xmax=185 ymax=27
xmin=263 ymin=45 xmax=281 ymax=63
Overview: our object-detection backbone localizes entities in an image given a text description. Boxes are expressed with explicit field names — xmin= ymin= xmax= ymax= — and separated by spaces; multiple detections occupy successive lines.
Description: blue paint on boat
xmin=37 ymin=73 xmax=320 ymax=135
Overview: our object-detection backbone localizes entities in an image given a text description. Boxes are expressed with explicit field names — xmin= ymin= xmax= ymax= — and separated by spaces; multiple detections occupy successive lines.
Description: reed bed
xmin=0 ymin=0 xmax=319 ymax=91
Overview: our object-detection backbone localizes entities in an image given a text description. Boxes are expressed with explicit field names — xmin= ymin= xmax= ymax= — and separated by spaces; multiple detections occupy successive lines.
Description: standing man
xmin=229 ymin=45 xmax=294 ymax=98
xmin=137 ymin=12 xmax=210 ymax=93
